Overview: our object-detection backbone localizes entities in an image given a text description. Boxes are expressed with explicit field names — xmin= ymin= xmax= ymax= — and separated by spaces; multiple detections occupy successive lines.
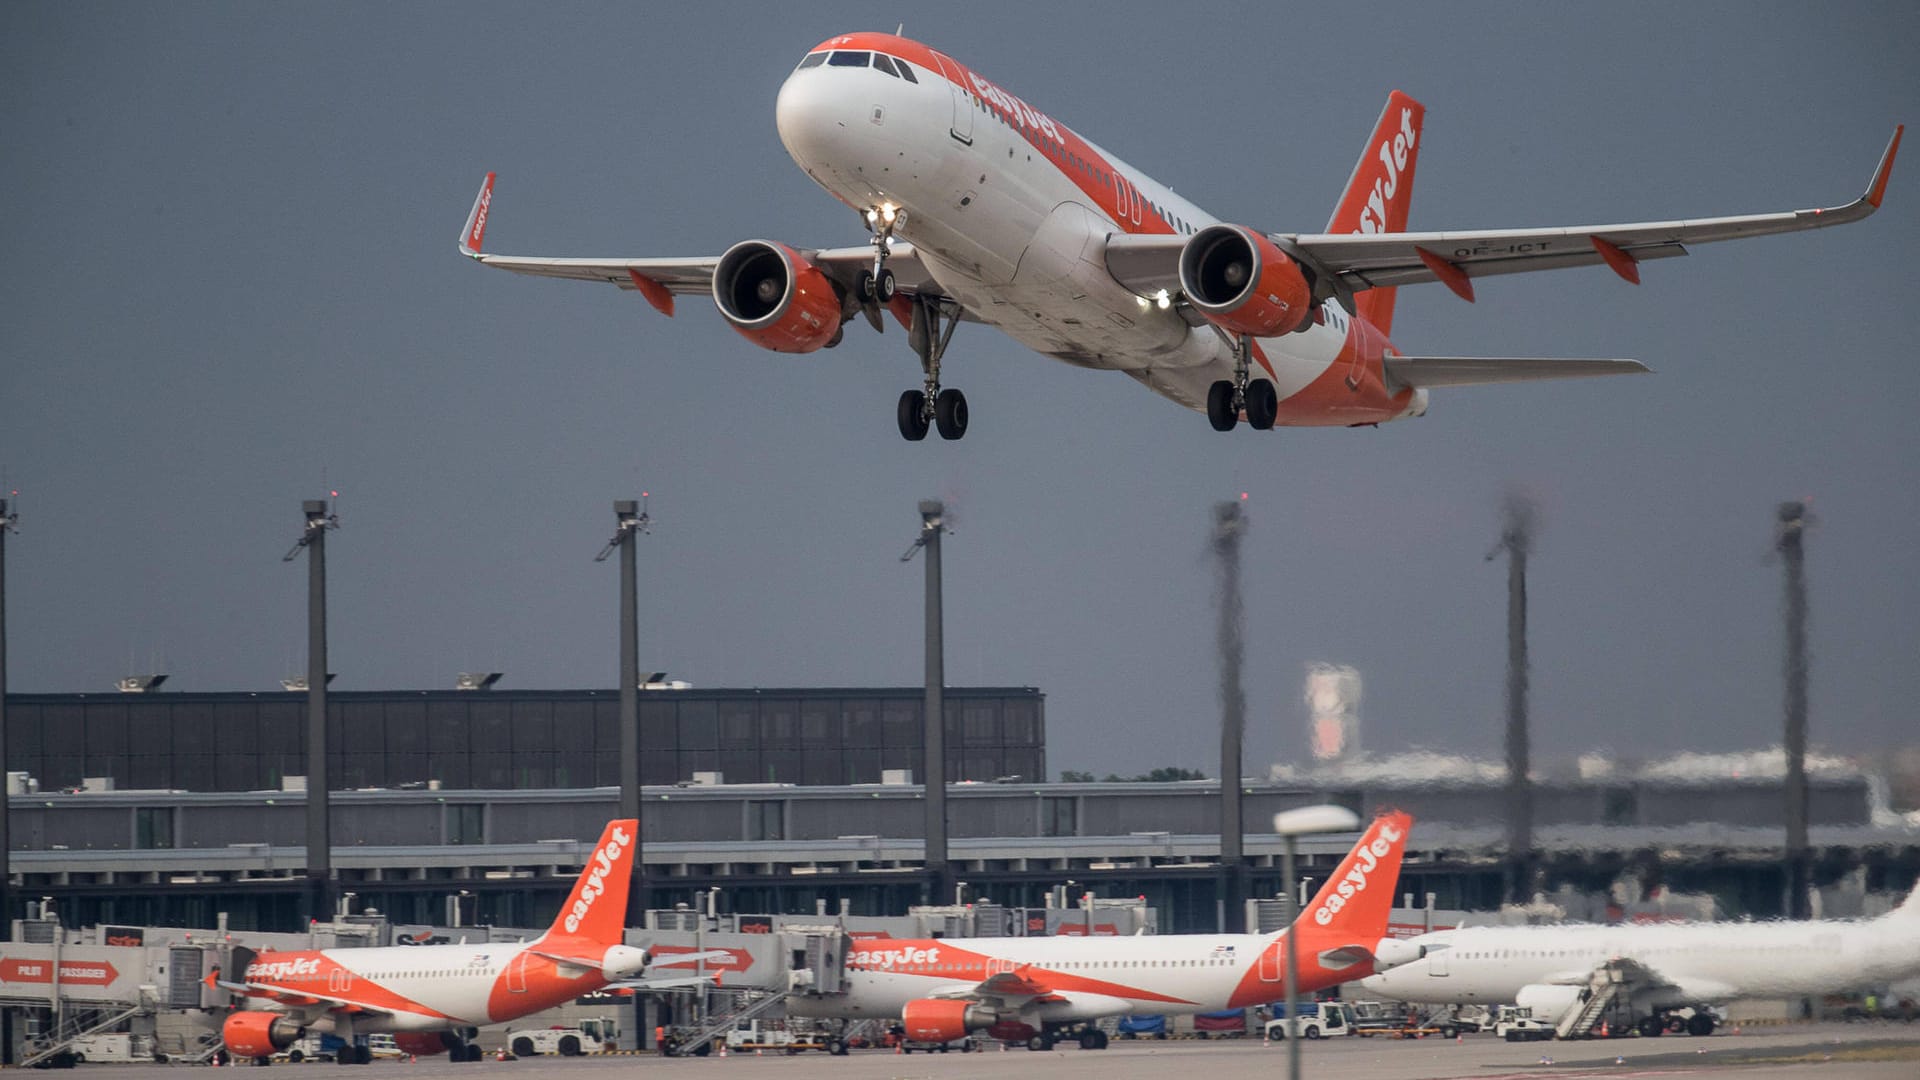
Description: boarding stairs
xmin=19 ymin=1002 xmax=146 ymax=1068
xmin=1556 ymin=964 xmax=1627 ymax=1039
xmin=671 ymin=988 xmax=791 ymax=1057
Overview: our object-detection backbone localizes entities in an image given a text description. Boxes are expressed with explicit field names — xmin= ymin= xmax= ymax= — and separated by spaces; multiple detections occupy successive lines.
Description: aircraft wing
xmin=456 ymin=173 xmax=941 ymax=313
xmin=1107 ymin=126 xmax=1899 ymax=304
xmin=1546 ymin=957 xmax=1737 ymax=1007
xmin=1384 ymin=357 xmax=1650 ymax=388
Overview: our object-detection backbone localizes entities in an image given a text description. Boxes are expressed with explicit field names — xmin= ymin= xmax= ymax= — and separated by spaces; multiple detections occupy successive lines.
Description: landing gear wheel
xmin=1637 ymin=1017 xmax=1663 ymax=1038
xmin=897 ymin=390 xmax=930 ymax=440
xmin=464 ymin=1044 xmax=485 ymax=1062
xmin=254 ymin=1057 xmax=271 ymax=1067
xmin=1665 ymin=1015 xmax=1687 ymax=1034
xmin=858 ymin=270 xmax=876 ymax=302
xmin=876 ymin=268 xmax=897 ymax=302
xmin=1244 ymin=379 xmax=1278 ymax=430
xmin=1207 ymin=380 xmax=1239 ymax=431
xmin=1685 ymin=1012 xmax=1716 ymax=1037
xmin=934 ymin=387 xmax=968 ymax=440
xmin=1026 ymin=1032 xmax=1053 ymax=1051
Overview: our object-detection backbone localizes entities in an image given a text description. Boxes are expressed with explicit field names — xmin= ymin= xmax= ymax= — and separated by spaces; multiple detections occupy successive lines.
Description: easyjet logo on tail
xmin=1312 ymin=820 xmax=1402 ymax=925
xmin=469 ymin=185 xmax=492 ymax=246
xmin=1355 ymin=109 xmax=1418 ymax=235
xmin=563 ymin=824 xmax=630 ymax=934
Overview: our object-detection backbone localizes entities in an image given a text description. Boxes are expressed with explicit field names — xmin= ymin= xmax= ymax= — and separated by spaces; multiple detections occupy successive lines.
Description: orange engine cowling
xmin=711 ymin=240 xmax=843 ymax=353
xmin=221 ymin=1011 xmax=305 ymax=1058
xmin=391 ymin=1032 xmax=455 ymax=1058
xmin=1178 ymin=224 xmax=1313 ymax=336
xmin=901 ymin=998 xmax=993 ymax=1044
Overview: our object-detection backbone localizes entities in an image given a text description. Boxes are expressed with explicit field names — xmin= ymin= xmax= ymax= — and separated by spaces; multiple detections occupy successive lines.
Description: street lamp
xmin=1273 ymin=805 xmax=1361 ymax=1080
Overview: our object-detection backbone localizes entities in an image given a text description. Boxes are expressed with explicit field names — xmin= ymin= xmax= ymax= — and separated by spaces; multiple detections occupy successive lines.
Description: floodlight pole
xmin=1777 ymin=501 xmax=1811 ymax=920
xmin=1212 ymin=502 xmax=1247 ymax=932
xmin=1273 ymin=806 xmax=1359 ymax=1080
xmin=597 ymin=500 xmax=651 ymax=921
xmin=0 ymin=498 xmax=15 ymax=941
xmin=283 ymin=499 xmax=338 ymax=923
xmin=903 ymin=501 xmax=952 ymax=905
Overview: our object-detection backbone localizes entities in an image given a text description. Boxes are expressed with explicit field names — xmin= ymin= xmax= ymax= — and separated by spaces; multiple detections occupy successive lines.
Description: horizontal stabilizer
xmin=1385 ymin=356 xmax=1650 ymax=388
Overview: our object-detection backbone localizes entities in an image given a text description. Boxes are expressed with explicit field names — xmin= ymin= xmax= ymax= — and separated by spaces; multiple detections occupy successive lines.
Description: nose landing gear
xmin=859 ymin=204 xmax=905 ymax=307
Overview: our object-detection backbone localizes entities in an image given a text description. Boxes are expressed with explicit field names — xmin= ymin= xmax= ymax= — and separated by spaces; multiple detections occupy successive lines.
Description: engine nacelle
xmin=901 ymin=998 xmax=994 ymax=1044
xmin=712 ymin=240 xmax=842 ymax=353
xmin=1514 ymin=983 xmax=1584 ymax=1024
xmin=221 ymin=1011 xmax=305 ymax=1058
xmin=1178 ymin=224 xmax=1313 ymax=336
xmin=1370 ymin=937 xmax=1427 ymax=972
xmin=391 ymin=1032 xmax=456 ymax=1058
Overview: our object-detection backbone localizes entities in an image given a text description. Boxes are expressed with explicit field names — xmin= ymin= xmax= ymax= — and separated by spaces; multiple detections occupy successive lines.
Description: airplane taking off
xmin=1358 ymin=883 xmax=1920 ymax=1040
xmin=212 ymin=820 xmax=706 ymax=1063
xmin=459 ymin=32 xmax=1899 ymax=441
xmin=785 ymin=811 xmax=1416 ymax=1052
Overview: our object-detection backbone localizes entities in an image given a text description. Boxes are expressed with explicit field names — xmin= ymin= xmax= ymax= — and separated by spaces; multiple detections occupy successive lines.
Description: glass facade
xmin=3 ymin=688 xmax=1046 ymax=793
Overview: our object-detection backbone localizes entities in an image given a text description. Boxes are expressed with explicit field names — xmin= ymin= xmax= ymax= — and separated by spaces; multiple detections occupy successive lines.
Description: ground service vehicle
xmin=1495 ymin=1006 xmax=1554 ymax=1042
xmin=508 ymin=1018 xmax=618 ymax=1057
xmin=67 ymin=1033 xmax=163 ymax=1063
xmin=1264 ymin=1001 xmax=1357 ymax=1040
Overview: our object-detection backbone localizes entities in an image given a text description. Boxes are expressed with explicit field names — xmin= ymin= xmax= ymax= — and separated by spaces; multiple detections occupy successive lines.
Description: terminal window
xmin=135 ymin=807 xmax=174 ymax=849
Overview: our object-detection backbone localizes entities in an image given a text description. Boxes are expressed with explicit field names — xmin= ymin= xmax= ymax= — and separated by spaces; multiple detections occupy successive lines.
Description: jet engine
xmin=1177 ymin=224 xmax=1313 ymax=336
xmin=712 ymin=240 xmax=843 ymax=353
xmin=390 ymin=1032 xmax=457 ymax=1058
xmin=901 ymin=999 xmax=994 ymax=1043
xmin=1370 ymin=937 xmax=1427 ymax=972
xmin=221 ymin=1012 xmax=306 ymax=1058
xmin=1514 ymin=983 xmax=1584 ymax=1024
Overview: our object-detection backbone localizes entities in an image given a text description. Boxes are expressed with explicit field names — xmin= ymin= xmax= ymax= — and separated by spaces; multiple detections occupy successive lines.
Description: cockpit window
xmin=894 ymin=59 xmax=918 ymax=83
xmin=871 ymin=54 xmax=900 ymax=77
xmin=827 ymin=50 xmax=871 ymax=67
xmin=797 ymin=52 xmax=827 ymax=70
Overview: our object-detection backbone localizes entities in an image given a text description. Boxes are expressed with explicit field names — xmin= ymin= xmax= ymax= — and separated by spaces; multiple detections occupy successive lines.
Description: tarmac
xmin=80 ymin=1022 xmax=1920 ymax=1078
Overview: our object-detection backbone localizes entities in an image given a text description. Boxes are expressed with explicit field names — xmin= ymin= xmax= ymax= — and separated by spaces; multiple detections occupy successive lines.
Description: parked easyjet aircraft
xmin=212 ymin=820 xmax=698 ymax=1063
xmin=1358 ymin=883 xmax=1920 ymax=1040
xmin=458 ymin=32 xmax=1899 ymax=441
xmin=784 ymin=811 xmax=1416 ymax=1052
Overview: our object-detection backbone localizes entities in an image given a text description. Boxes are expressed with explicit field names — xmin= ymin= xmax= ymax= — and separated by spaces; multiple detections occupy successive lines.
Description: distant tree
xmin=1095 ymin=766 xmax=1209 ymax=782
xmin=1058 ymin=769 xmax=1096 ymax=783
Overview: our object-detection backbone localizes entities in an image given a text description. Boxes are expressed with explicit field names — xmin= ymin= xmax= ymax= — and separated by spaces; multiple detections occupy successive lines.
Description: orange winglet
xmin=1590 ymin=236 xmax=1641 ymax=285
xmin=1415 ymin=246 xmax=1475 ymax=303
xmin=626 ymin=269 xmax=675 ymax=317
xmin=1867 ymin=124 xmax=1903 ymax=209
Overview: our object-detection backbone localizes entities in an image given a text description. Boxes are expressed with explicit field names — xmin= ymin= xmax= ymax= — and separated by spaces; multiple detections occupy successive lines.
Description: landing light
xmin=1135 ymin=296 xmax=1150 ymax=310
xmin=881 ymin=204 xmax=898 ymax=224
xmin=1154 ymin=290 xmax=1171 ymax=310
xmin=866 ymin=209 xmax=879 ymax=224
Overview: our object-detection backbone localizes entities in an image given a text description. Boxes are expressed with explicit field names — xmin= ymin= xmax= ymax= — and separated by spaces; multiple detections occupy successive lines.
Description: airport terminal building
xmin=6 ymin=685 xmax=1918 ymax=935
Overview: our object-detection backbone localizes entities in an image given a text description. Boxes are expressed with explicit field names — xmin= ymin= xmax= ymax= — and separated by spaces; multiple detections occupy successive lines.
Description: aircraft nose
xmin=776 ymin=66 xmax=857 ymax=170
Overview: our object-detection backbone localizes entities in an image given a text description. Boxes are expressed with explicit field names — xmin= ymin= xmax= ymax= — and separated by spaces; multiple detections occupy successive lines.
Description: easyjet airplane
xmin=785 ymin=811 xmax=1416 ymax=1052
xmin=458 ymin=32 xmax=1899 ymax=441
xmin=212 ymin=820 xmax=700 ymax=1064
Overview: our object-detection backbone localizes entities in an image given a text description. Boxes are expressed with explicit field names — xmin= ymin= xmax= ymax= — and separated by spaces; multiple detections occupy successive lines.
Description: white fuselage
xmin=772 ymin=38 xmax=1417 ymax=420
xmin=1359 ymin=910 xmax=1920 ymax=1009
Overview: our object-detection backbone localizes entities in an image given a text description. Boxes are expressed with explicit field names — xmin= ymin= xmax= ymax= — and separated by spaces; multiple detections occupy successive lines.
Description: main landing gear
xmin=1206 ymin=332 xmax=1277 ymax=432
xmin=897 ymin=293 xmax=967 ymax=441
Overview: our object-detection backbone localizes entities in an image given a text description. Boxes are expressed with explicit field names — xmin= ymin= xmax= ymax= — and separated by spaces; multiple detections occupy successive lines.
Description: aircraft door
xmin=932 ymin=53 xmax=974 ymax=145
xmin=1429 ymin=948 xmax=1449 ymax=977
xmin=1257 ymin=941 xmax=1283 ymax=983
xmin=507 ymin=951 xmax=529 ymax=994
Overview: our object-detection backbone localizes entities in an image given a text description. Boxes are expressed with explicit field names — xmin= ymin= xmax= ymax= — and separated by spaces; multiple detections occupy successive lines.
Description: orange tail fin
xmin=1326 ymin=92 xmax=1426 ymax=335
xmin=1297 ymin=810 xmax=1413 ymax=941
xmin=546 ymin=819 xmax=638 ymax=944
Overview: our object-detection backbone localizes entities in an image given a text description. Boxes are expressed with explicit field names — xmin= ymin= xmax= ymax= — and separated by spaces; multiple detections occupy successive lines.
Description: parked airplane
xmin=1358 ymin=883 xmax=1920 ymax=1039
xmin=212 ymin=820 xmax=700 ymax=1063
xmin=784 ymin=810 xmax=1416 ymax=1052
xmin=458 ymin=32 xmax=1899 ymax=441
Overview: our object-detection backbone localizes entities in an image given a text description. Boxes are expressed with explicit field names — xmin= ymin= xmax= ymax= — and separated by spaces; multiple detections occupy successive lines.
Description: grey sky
xmin=5 ymin=2 xmax=1916 ymax=780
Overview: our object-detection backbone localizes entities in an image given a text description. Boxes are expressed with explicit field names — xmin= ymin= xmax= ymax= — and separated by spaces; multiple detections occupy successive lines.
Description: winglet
xmin=1866 ymin=124 xmax=1902 ymax=209
xmin=459 ymin=173 xmax=497 ymax=257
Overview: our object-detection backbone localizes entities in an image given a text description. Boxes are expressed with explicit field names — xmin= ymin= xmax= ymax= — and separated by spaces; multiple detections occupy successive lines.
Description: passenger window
xmin=895 ymin=61 xmax=917 ymax=83
xmin=828 ymin=50 xmax=871 ymax=67
xmin=797 ymin=52 xmax=827 ymax=70
xmin=871 ymin=54 xmax=900 ymax=77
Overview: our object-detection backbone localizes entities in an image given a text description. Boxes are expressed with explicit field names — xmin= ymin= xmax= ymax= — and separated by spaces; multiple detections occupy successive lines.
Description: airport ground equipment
xmin=507 ymin=1017 xmax=619 ymax=1057
xmin=1263 ymin=1001 xmax=1356 ymax=1039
